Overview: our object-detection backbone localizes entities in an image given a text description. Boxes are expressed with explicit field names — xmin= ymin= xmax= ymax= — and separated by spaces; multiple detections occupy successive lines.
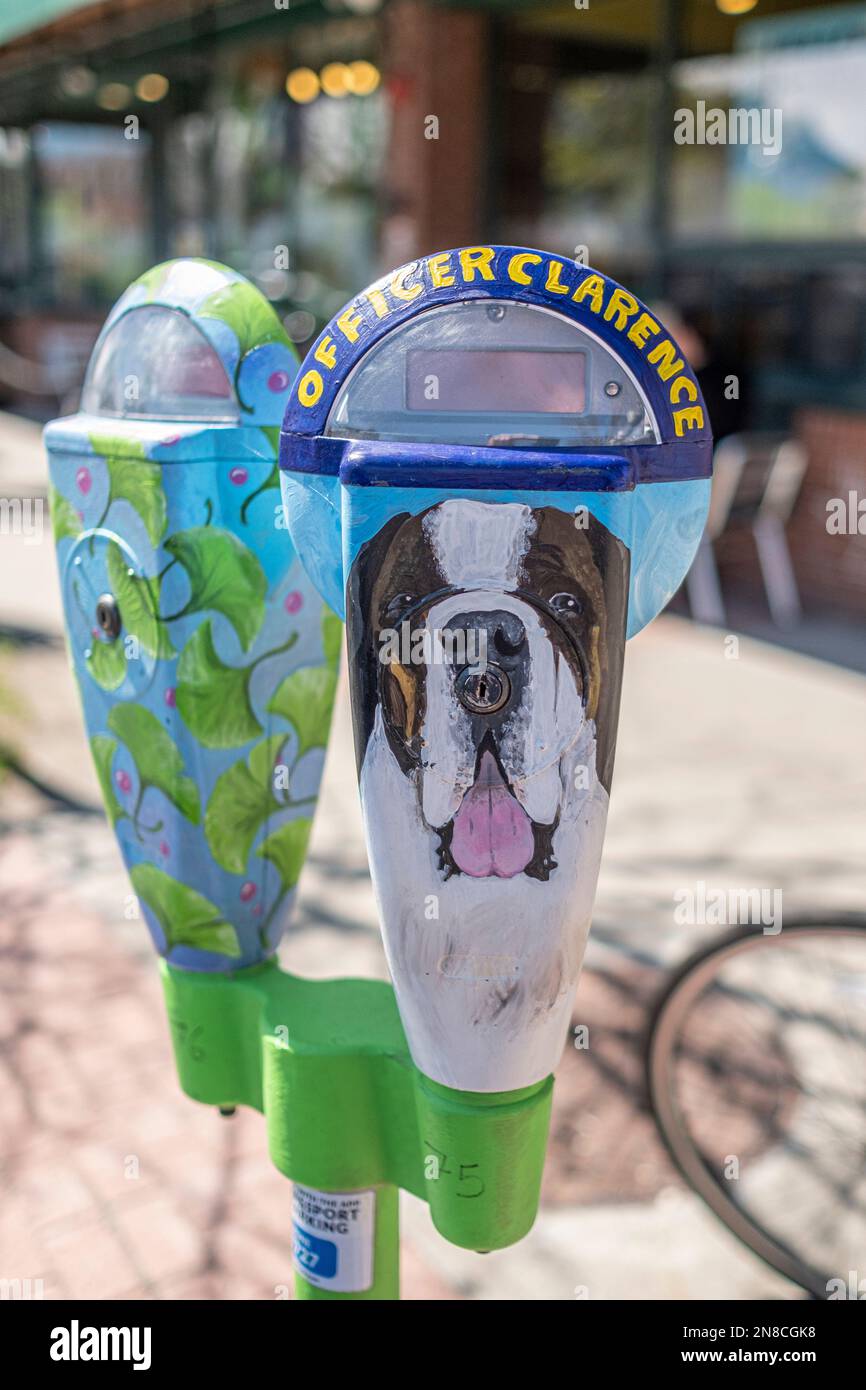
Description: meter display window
xmin=326 ymin=300 xmax=657 ymax=448
xmin=82 ymin=304 xmax=239 ymax=422
xmin=406 ymin=348 xmax=586 ymax=415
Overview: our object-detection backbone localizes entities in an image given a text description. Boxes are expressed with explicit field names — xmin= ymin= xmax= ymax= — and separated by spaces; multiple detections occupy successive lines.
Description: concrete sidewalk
xmin=0 ymin=411 xmax=66 ymax=639
xmin=2 ymin=410 xmax=865 ymax=1299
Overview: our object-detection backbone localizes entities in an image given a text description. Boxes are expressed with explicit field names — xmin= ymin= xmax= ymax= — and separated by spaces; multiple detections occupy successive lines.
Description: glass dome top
xmin=82 ymin=305 xmax=238 ymax=422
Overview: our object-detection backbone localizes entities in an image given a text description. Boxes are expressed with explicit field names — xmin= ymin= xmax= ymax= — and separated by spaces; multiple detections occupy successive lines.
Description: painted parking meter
xmin=45 ymin=259 xmax=339 ymax=970
xmin=279 ymin=247 xmax=713 ymax=1279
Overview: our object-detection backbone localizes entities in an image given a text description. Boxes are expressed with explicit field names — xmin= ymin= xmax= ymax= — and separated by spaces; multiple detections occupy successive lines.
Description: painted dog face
xmin=347 ymin=500 xmax=629 ymax=883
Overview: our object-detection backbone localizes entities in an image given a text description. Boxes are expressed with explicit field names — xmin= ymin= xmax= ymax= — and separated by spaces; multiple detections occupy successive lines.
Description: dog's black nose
xmin=447 ymin=609 xmax=527 ymax=664
xmin=491 ymin=611 xmax=526 ymax=657
xmin=447 ymin=609 xmax=528 ymax=719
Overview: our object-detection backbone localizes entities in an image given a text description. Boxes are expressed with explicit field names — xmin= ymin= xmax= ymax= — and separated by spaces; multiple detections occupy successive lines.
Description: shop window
xmin=538 ymin=72 xmax=656 ymax=261
xmin=33 ymin=123 xmax=151 ymax=304
xmin=210 ymin=37 xmax=388 ymax=328
xmin=673 ymin=10 xmax=866 ymax=242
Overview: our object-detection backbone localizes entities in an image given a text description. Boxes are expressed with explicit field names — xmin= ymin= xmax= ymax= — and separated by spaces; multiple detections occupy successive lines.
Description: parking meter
xmin=45 ymin=258 xmax=338 ymax=969
xmin=44 ymin=248 xmax=712 ymax=1302
xmin=277 ymin=247 xmax=712 ymax=1281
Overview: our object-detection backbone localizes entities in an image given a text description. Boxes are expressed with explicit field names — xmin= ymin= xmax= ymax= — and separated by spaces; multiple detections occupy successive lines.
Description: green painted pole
xmin=160 ymin=957 xmax=552 ymax=1298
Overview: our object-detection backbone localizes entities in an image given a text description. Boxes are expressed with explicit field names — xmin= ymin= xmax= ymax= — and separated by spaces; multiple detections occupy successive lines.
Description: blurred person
xmin=653 ymin=302 xmax=748 ymax=443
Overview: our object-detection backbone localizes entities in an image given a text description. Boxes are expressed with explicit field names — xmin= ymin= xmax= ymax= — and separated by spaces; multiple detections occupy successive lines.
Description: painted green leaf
xmin=164 ymin=526 xmax=266 ymax=651
xmin=107 ymin=542 xmax=175 ymax=659
xmin=205 ymin=733 xmax=286 ymax=874
xmin=135 ymin=261 xmax=173 ymax=300
xmin=131 ymin=863 xmax=240 ymax=958
xmin=267 ymin=665 xmax=337 ymax=757
xmin=107 ymin=455 xmax=167 ymax=547
xmin=49 ymin=484 xmax=82 ymax=543
xmin=86 ymin=635 xmax=127 ymax=692
xmin=256 ymin=816 xmax=313 ymax=894
xmin=321 ymin=610 xmax=342 ymax=671
xmin=89 ymin=437 xmax=168 ymax=547
xmin=198 ymin=280 xmax=286 ymax=358
xmin=90 ymin=734 xmax=126 ymax=827
xmin=90 ymin=433 xmax=148 ymax=461
xmin=108 ymin=704 xmax=200 ymax=824
xmin=176 ymin=620 xmax=262 ymax=749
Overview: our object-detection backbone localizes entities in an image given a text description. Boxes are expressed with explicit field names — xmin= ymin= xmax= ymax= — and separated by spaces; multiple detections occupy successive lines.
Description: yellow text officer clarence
xmin=294 ymin=246 xmax=705 ymax=440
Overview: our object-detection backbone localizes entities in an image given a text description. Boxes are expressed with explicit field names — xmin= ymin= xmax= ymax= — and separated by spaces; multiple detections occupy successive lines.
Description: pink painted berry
xmin=284 ymin=590 xmax=303 ymax=614
xmin=115 ymin=770 xmax=132 ymax=794
xmin=164 ymin=687 xmax=176 ymax=708
xmin=229 ymin=466 xmax=248 ymax=486
xmin=76 ymin=466 xmax=92 ymax=495
xmin=253 ymin=904 xmax=263 ymax=918
xmin=268 ymin=369 xmax=291 ymax=393
xmin=159 ymin=841 xmax=170 ymax=858
xmin=240 ymin=881 xmax=256 ymax=903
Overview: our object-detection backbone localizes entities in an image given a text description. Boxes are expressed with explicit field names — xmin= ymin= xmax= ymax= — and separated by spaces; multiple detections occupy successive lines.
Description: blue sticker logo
xmin=293 ymin=1222 xmax=338 ymax=1280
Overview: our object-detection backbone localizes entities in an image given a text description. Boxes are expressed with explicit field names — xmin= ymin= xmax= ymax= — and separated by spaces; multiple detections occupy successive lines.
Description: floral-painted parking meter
xmin=277 ymin=246 xmax=712 ymax=1286
xmin=46 ymin=259 xmax=339 ymax=970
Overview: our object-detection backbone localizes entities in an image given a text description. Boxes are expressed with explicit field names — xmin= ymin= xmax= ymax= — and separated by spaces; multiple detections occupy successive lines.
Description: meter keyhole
xmin=456 ymin=664 xmax=511 ymax=716
xmin=95 ymin=594 xmax=122 ymax=641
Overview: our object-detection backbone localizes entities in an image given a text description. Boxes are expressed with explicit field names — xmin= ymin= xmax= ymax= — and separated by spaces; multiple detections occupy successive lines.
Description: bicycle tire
xmin=646 ymin=918 xmax=866 ymax=1300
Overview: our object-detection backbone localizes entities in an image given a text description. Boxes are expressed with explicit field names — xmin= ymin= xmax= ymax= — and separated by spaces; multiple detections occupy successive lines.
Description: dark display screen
xmin=406 ymin=349 xmax=586 ymax=414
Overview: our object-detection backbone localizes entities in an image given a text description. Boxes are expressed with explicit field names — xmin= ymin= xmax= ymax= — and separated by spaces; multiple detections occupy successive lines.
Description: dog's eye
xmin=551 ymin=592 xmax=582 ymax=617
xmin=383 ymin=593 xmax=416 ymax=625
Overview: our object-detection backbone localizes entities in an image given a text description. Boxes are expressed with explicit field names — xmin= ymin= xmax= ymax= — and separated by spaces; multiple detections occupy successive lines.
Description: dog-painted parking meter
xmin=279 ymin=247 xmax=712 ymax=1291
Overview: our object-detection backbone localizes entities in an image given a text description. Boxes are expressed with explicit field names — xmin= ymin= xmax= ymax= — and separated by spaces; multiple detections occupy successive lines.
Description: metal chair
xmin=687 ymin=433 xmax=808 ymax=628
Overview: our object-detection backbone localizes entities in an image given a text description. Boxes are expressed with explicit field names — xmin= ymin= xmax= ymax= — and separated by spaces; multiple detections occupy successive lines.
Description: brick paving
xmin=0 ymin=839 xmax=458 ymax=1301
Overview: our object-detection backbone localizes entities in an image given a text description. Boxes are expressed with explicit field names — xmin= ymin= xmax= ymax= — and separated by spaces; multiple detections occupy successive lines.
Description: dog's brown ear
xmin=578 ymin=512 xmax=629 ymax=794
xmin=529 ymin=506 xmax=630 ymax=795
xmin=382 ymin=660 xmax=419 ymax=743
xmin=346 ymin=512 xmax=413 ymax=777
xmin=585 ymin=622 xmax=601 ymax=721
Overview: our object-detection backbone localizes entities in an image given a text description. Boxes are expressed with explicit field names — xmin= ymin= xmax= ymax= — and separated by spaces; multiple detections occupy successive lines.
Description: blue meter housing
xmin=279 ymin=245 xmax=712 ymax=639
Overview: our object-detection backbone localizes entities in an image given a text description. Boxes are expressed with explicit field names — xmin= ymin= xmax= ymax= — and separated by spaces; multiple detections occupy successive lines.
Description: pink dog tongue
xmin=451 ymin=751 xmax=535 ymax=879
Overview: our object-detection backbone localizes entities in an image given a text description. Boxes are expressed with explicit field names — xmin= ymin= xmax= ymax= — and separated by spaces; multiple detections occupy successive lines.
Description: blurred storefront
xmin=0 ymin=0 xmax=865 ymax=484
xmin=0 ymin=0 xmax=394 ymax=403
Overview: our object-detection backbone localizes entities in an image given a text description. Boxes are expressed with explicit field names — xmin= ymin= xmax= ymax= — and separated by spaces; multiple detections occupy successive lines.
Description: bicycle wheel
xmin=647 ymin=920 xmax=866 ymax=1299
